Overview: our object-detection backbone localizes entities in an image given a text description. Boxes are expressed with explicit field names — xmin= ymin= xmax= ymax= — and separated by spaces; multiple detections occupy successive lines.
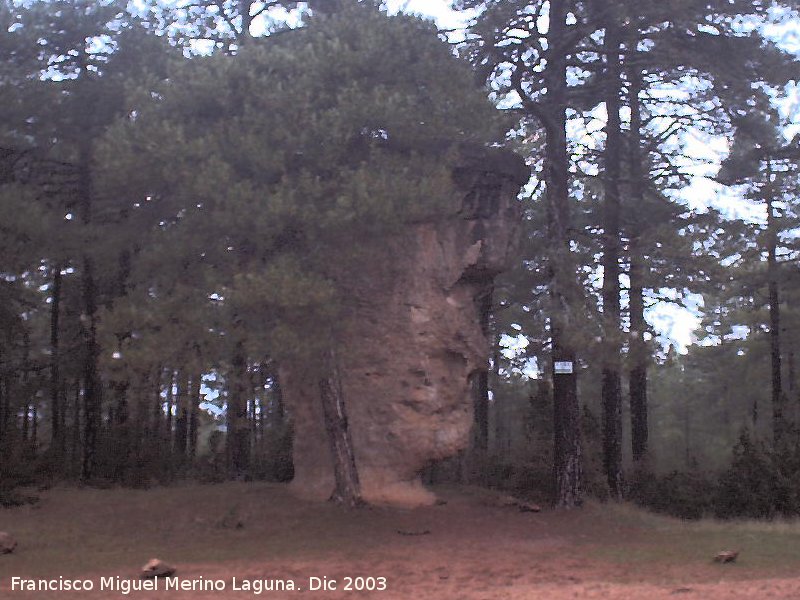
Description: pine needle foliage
xmin=102 ymin=1 xmax=506 ymax=364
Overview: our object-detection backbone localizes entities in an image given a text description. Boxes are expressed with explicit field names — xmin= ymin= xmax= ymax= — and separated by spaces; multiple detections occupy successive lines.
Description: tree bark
xmin=188 ymin=374 xmax=201 ymax=458
xmin=271 ymin=367 xmax=285 ymax=424
xmin=600 ymin=18 xmax=624 ymax=499
xmin=0 ymin=374 xmax=6 ymax=446
xmin=765 ymin=162 xmax=784 ymax=446
xmin=50 ymin=263 xmax=63 ymax=452
xmin=165 ymin=370 xmax=174 ymax=449
xmin=473 ymin=288 xmax=492 ymax=452
xmin=77 ymin=48 xmax=100 ymax=482
xmin=227 ymin=343 xmax=250 ymax=478
xmin=627 ymin=47 xmax=649 ymax=465
xmin=629 ymin=245 xmax=649 ymax=463
xmin=318 ymin=348 xmax=363 ymax=507
xmin=546 ymin=0 xmax=583 ymax=509
xmin=31 ymin=400 xmax=38 ymax=449
xmin=152 ymin=367 xmax=163 ymax=443
xmin=21 ymin=330 xmax=31 ymax=445
xmin=173 ymin=372 xmax=190 ymax=459
xmin=787 ymin=337 xmax=796 ymax=407
xmin=71 ymin=382 xmax=81 ymax=476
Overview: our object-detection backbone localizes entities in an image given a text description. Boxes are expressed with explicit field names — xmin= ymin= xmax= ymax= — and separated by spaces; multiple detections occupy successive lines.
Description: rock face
xmin=284 ymin=146 xmax=528 ymax=507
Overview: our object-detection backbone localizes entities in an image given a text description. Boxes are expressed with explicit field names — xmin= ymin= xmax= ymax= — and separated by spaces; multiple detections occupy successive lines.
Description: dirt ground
xmin=1 ymin=483 xmax=800 ymax=599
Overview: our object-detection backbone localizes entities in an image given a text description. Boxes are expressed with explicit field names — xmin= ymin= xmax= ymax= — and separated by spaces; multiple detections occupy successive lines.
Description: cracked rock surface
xmin=284 ymin=147 xmax=528 ymax=507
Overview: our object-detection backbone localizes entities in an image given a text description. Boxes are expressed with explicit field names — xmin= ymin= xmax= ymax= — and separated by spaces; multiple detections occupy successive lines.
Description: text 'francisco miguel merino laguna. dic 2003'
xmin=9 ymin=575 xmax=390 ymax=594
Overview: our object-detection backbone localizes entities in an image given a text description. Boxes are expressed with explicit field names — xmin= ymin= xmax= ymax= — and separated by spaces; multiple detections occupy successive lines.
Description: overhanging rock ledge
xmin=283 ymin=146 xmax=529 ymax=507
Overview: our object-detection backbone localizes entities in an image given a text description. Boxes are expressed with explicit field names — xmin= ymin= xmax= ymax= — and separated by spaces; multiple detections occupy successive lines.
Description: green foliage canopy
xmin=102 ymin=2 xmax=506 ymax=364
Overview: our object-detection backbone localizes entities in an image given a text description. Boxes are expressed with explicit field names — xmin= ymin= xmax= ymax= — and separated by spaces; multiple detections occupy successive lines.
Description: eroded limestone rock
xmin=284 ymin=147 xmax=528 ymax=507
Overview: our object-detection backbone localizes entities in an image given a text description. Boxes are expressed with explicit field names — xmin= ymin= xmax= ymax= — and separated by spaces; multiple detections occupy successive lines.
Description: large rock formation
xmin=283 ymin=146 xmax=528 ymax=507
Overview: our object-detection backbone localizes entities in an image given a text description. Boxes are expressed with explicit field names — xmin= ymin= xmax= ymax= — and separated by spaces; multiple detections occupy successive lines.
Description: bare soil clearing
xmin=1 ymin=483 xmax=800 ymax=599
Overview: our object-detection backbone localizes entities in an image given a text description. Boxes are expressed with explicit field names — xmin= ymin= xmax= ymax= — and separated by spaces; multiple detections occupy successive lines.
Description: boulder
xmin=0 ymin=531 xmax=16 ymax=554
xmin=714 ymin=550 xmax=739 ymax=564
xmin=284 ymin=146 xmax=528 ymax=507
xmin=141 ymin=558 xmax=176 ymax=579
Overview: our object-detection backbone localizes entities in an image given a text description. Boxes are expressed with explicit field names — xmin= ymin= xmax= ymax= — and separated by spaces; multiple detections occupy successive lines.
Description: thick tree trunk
xmin=79 ymin=158 xmax=100 ymax=481
xmin=227 ymin=344 xmax=250 ymax=478
xmin=490 ymin=344 xmax=503 ymax=455
xmin=627 ymin=52 xmax=649 ymax=465
xmin=318 ymin=349 xmax=363 ymax=508
xmin=601 ymin=20 xmax=624 ymax=499
xmin=239 ymin=0 xmax=253 ymax=40
xmin=546 ymin=0 xmax=582 ymax=509
xmin=473 ymin=288 xmax=492 ymax=452
xmin=113 ymin=381 xmax=129 ymax=427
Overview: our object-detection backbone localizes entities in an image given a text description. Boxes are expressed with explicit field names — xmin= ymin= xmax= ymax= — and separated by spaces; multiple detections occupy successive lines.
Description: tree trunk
xmin=164 ymin=370 xmax=174 ymax=450
xmin=787 ymin=336 xmax=796 ymax=425
xmin=627 ymin=50 xmax=649 ymax=465
xmin=546 ymin=0 xmax=582 ymax=509
xmin=79 ymin=159 xmax=100 ymax=481
xmin=50 ymin=263 xmax=63 ymax=452
xmin=188 ymin=374 xmax=201 ymax=458
xmin=227 ymin=343 xmax=250 ymax=478
xmin=683 ymin=392 xmax=691 ymax=467
xmin=250 ymin=397 xmax=258 ymax=451
xmin=20 ymin=332 xmax=30 ymax=445
xmin=239 ymin=0 xmax=253 ymax=41
xmin=132 ymin=377 xmax=148 ymax=459
xmin=272 ymin=367 xmax=285 ymax=424
xmin=150 ymin=367 xmax=162 ymax=443
xmin=765 ymin=163 xmax=784 ymax=446
xmin=174 ymin=372 xmax=190 ymax=460
xmin=629 ymin=245 xmax=649 ymax=463
xmin=600 ymin=19 xmax=624 ymax=499
xmin=473 ymin=288 xmax=492 ymax=452
xmin=31 ymin=401 xmax=38 ymax=449
xmin=71 ymin=382 xmax=81 ymax=477
xmin=0 ymin=374 xmax=6 ymax=446
xmin=318 ymin=349 xmax=363 ymax=508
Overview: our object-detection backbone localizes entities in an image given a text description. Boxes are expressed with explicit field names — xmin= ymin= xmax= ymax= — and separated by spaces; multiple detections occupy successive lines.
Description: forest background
xmin=1 ymin=0 xmax=799 ymax=519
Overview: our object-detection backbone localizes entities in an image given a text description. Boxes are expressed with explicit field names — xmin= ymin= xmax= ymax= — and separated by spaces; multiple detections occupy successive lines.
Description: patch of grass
xmin=0 ymin=483 xmax=390 ymax=578
xmin=2 ymin=483 xmax=800 ymax=588
xmin=578 ymin=501 xmax=800 ymax=578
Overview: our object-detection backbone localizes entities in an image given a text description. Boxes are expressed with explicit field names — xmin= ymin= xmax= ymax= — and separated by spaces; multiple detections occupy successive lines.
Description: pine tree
xmin=718 ymin=111 xmax=800 ymax=446
xmin=102 ymin=1 xmax=506 ymax=498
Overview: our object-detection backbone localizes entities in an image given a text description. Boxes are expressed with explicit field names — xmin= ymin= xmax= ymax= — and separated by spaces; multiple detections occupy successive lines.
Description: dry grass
xmin=1 ymin=483 xmax=800 ymax=599
xmin=568 ymin=501 xmax=800 ymax=576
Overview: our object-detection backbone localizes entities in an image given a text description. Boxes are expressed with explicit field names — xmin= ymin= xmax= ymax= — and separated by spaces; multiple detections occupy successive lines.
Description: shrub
xmin=629 ymin=467 xmax=716 ymax=520
xmin=714 ymin=430 xmax=800 ymax=519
